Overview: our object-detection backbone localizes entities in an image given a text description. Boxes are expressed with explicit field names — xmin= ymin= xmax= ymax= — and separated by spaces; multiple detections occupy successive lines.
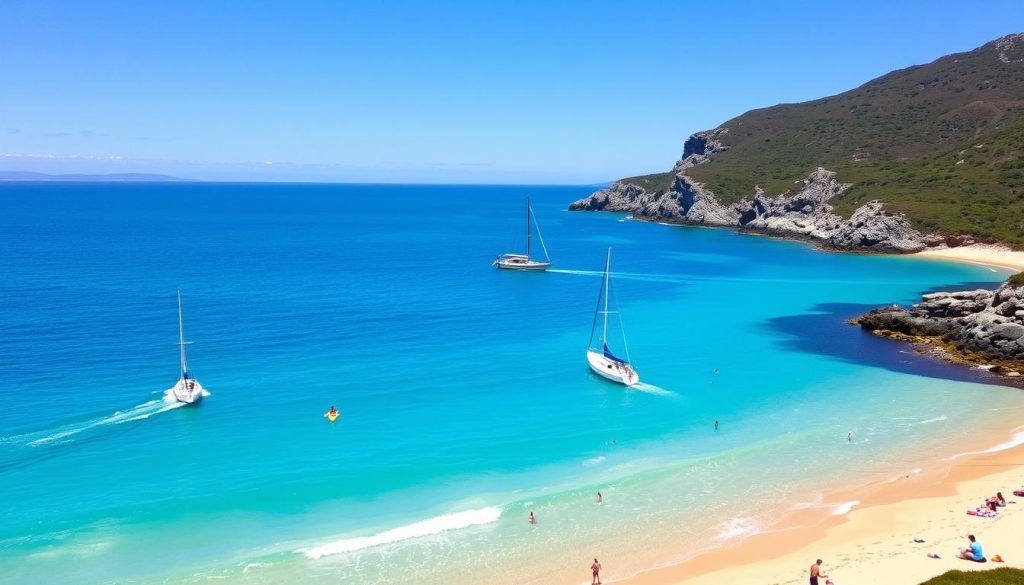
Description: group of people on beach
xmin=956 ymin=489 xmax=1012 ymax=562
xmin=969 ymin=491 xmax=1005 ymax=518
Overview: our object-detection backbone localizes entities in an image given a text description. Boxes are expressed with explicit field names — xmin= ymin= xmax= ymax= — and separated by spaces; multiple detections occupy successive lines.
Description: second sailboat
xmin=493 ymin=197 xmax=552 ymax=271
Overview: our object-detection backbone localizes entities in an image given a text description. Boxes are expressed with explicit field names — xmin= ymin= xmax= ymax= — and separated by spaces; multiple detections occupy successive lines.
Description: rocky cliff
xmin=570 ymin=132 xmax=932 ymax=252
xmin=855 ymin=276 xmax=1024 ymax=375
xmin=570 ymin=33 xmax=1024 ymax=250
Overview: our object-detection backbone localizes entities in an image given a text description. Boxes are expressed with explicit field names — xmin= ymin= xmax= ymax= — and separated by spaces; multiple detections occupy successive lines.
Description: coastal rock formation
xmin=570 ymin=137 xmax=930 ymax=253
xmin=572 ymin=34 xmax=1024 ymax=251
xmin=674 ymin=128 xmax=729 ymax=172
xmin=855 ymin=277 xmax=1024 ymax=373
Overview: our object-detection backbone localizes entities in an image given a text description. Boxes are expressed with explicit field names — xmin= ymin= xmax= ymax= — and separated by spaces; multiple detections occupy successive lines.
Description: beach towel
xmin=967 ymin=509 xmax=997 ymax=517
xmin=1013 ymin=490 xmax=1024 ymax=497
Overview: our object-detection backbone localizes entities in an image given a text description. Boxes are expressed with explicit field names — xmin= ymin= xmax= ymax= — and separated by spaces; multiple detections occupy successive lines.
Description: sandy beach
xmin=619 ymin=425 xmax=1024 ymax=585
xmin=915 ymin=245 xmax=1024 ymax=273
xmin=613 ymin=243 xmax=1024 ymax=585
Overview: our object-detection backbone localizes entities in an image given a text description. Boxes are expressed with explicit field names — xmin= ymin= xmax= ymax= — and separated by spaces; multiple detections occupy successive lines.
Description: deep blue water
xmin=1 ymin=182 xmax=1020 ymax=584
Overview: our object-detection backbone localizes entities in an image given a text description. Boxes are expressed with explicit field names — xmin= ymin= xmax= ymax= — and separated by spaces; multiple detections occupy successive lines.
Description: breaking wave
xmin=301 ymin=507 xmax=503 ymax=559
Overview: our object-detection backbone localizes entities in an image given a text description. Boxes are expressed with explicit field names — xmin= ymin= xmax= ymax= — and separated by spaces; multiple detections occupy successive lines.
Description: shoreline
xmin=913 ymin=245 xmax=1024 ymax=274
xmin=605 ymin=242 xmax=1024 ymax=585
xmin=618 ymin=419 xmax=1024 ymax=585
xmin=630 ymin=214 xmax=1024 ymax=272
xmin=597 ymin=215 xmax=1024 ymax=585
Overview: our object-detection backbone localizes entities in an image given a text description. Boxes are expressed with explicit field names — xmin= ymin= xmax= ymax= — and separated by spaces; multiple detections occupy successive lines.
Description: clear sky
xmin=2 ymin=0 xmax=1023 ymax=183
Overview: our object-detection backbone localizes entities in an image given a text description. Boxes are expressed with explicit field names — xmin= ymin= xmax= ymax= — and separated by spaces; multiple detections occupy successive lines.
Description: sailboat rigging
xmin=586 ymin=247 xmax=639 ymax=386
xmin=493 ymin=196 xmax=552 ymax=271
xmin=170 ymin=290 xmax=205 ymax=404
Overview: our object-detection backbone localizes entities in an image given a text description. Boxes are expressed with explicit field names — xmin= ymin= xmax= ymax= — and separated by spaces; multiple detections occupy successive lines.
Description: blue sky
xmin=2 ymin=1 xmax=1023 ymax=183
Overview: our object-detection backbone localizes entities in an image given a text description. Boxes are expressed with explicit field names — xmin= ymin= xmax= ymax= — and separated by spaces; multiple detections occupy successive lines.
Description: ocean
xmin=1 ymin=182 xmax=1022 ymax=584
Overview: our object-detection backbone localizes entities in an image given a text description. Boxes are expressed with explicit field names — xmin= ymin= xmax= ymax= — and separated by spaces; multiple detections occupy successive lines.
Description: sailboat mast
xmin=526 ymin=196 xmax=531 ymax=259
xmin=602 ymin=247 xmax=611 ymax=346
xmin=177 ymin=289 xmax=188 ymax=379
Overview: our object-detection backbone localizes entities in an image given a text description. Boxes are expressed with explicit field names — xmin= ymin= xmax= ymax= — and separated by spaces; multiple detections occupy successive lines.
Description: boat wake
xmin=548 ymin=268 xmax=688 ymax=284
xmin=1 ymin=391 xmax=190 ymax=451
xmin=301 ymin=507 xmax=502 ymax=559
xmin=629 ymin=382 xmax=674 ymax=396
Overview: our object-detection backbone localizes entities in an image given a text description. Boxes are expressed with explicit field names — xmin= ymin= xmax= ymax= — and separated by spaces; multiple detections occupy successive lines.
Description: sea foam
xmin=831 ymin=500 xmax=860 ymax=516
xmin=302 ymin=507 xmax=502 ymax=559
xmin=947 ymin=427 xmax=1024 ymax=461
xmin=715 ymin=517 xmax=762 ymax=541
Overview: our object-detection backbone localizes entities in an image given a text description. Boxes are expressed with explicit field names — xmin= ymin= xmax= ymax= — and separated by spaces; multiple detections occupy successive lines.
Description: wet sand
xmin=620 ymin=424 xmax=1024 ymax=585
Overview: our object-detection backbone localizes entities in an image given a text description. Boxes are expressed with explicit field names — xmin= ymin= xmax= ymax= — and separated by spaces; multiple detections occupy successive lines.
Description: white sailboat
xmin=170 ymin=290 xmax=205 ymax=405
xmin=586 ymin=247 xmax=639 ymax=386
xmin=493 ymin=196 xmax=552 ymax=271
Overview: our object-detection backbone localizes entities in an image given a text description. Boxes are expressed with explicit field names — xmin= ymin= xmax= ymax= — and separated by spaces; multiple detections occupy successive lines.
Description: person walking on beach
xmin=595 ymin=491 xmax=603 ymax=505
xmin=528 ymin=511 xmax=536 ymax=524
xmin=591 ymin=558 xmax=602 ymax=584
xmin=809 ymin=559 xmax=827 ymax=585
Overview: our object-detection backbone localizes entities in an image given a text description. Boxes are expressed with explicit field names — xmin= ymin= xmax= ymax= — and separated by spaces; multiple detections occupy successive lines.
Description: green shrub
xmin=918 ymin=568 xmax=1024 ymax=584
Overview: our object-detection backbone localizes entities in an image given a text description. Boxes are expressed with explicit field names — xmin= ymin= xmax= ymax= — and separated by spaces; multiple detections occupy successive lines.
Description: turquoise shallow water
xmin=1 ymin=183 xmax=1022 ymax=584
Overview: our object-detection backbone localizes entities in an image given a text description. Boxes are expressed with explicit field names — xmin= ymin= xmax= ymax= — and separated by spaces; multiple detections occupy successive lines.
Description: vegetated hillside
xmin=638 ymin=33 xmax=1024 ymax=246
xmin=617 ymin=172 xmax=676 ymax=195
xmin=832 ymin=117 xmax=1024 ymax=244
xmin=918 ymin=568 xmax=1024 ymax=585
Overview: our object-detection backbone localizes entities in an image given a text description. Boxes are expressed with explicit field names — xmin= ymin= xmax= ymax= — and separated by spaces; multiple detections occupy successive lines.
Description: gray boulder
xmin=856 ymin=278 xmax=1024 ymax=368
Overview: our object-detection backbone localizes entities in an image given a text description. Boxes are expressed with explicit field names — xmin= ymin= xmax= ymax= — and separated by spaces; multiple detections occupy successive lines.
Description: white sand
xmin=915 ymin=244 xmax=1024 ymax=273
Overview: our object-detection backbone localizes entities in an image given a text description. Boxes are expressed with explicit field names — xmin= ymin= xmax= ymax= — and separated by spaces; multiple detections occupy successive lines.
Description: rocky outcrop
xmin=570 ymin=131 xmax=933 ymax=253
xmin=855 ymin=279 xmax=1024 ymax=374
xmin=675 ymin=129 xmax=729 ymax=172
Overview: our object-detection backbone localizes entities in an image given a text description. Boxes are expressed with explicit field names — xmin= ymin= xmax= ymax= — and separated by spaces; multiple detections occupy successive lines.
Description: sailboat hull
xmin=586 ymin=349 xmax=639 ymax=386
xmin=172 ymin=378 xmax=205 ymax=405
xmin=493 ymin=256 xmax=552 ymax=271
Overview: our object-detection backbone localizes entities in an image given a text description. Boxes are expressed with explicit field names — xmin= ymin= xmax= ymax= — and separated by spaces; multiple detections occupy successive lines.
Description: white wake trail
xmin=629 ymin=382 xmax=675 ymax=396
xmin=3 ymin=392 xmax=191 ymax=448
xmin=548 ymin=269 xmax=688 ymax=284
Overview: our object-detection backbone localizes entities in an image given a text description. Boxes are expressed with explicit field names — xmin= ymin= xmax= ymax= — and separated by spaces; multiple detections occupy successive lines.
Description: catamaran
xmin=493 ymin=196 xmax=552 ymax=271
xmin=170 ymin=290 xmax=205 ymax=404
xmin=586 ymin=247 xmax=639 ymax=386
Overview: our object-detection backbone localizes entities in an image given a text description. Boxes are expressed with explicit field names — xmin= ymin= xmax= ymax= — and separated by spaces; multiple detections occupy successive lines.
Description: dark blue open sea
xmin=2 ymin=182 xmax=1022 ymax=584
